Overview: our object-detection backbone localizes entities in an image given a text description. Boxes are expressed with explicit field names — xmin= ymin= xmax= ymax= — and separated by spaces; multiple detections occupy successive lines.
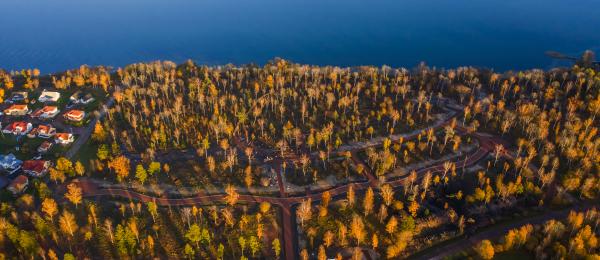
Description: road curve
xmin=76 ymin=129 xmax=497 ymax=260
xmin=412 ymin=202 xmax=598 ymax=260
xmin=74 ymin=101 xmax=505 ymax=260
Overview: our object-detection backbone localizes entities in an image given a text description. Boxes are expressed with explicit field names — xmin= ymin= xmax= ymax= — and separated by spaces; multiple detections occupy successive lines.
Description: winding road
xmin=413 ymin=201 xmax=598 ymax=260
xmin=72 ymin=100 xmax=511 ymax=260
xmin=76 ymin=129 xmax=501 ymax=259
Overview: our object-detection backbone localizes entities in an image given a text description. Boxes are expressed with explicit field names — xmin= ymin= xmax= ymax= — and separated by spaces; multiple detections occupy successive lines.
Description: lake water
xmin=1 ymin=0 xmax=599 ymax=73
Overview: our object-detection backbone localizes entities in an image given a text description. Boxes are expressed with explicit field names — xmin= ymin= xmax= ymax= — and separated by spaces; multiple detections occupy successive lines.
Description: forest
xmin=0 ymin=58 xmax=597 ymax=259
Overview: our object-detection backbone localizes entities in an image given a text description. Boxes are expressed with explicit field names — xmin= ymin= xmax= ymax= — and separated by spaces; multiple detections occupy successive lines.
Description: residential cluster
xmin=0 ymin=88 xmax=94 ymax=195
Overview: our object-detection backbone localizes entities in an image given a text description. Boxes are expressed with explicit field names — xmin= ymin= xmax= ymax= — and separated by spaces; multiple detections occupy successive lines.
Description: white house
xmin=38 ymin=89 xmax=61 ymax=103
xmin=9 ymin=92 xmax=28 ymax=102
xmin=70 ymin=91 xmax=95 ymax=104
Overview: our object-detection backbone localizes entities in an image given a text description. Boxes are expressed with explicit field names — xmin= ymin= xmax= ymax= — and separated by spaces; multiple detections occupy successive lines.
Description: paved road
xmin=314 ymin=110 xmax=457 ymax=157
xmin=64 ymin=94 xmax=578 ymax=260
xmin=72 ymin=100 xmax=513 ymax=260
xmin=65 ymin=97 xmax=114 ymax=159
xmin=350 ymin=151 xmax=379 ymax=188
xmin=413 ymin=202 xmax=599 ymax=260
xmin=76 ymin=127 xmax=499 ymax=260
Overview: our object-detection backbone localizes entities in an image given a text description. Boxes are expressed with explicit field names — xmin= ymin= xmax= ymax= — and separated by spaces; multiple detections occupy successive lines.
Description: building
xmin=0 ymin=154 xmax=23 ymax=174
xmin=7 ymin=175 xmax=28 ymax=195
xmin=22 ymin=160 xmax=51 ymax=177
xmin=55 ymin=133 xmax=74 ymax=144
xmin=31 ymin=106 xmax=60 ymax=119
xmin=3 ymin=104 xmax=29 ymax=116
xmin=37 ymin=124 xmax=57 ymax=138
xmin=63 ymin=110 xmax=85 ymax=122
xmin=37 ymin=141 xmax=53 ymax=153
xmin=9 ymin=92 xmax=28 ymax=102
xmin=70 ymin=91 xmax=95 ymax=104
xmin=37 ymin=89 xmax=61 ymax=103
xmin=28 ymin=124 xmax=56 ymax=138
xmin=2 ymin=121 xmax=32 ymax=135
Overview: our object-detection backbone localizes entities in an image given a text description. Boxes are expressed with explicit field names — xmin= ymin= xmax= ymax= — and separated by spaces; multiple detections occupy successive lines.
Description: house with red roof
xmin=28 ymin=124 xmax=56 ymax=139
xmin=3 ymin=104 xmax=29 ymax=116
xmin=22 ymin=160 xmax=51 ymax=177
xmin=37 ymin=141 xmax=53 ymax=153
xmin=31 ymin=106 xmax=60 ymax=119
xmin=55 ymin=133 xmax=74 ymax=145
xmin=2 ymin=121 xmax=32 ymax=135
xmin=7 ymin=175 xmax=28 ymax=195
xmin=63 ymin=109 xmax=85 ymax=122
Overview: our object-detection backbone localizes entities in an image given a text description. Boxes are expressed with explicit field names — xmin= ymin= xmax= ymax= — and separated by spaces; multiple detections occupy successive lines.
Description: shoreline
xmin=0 ymin=57 xmax=576 ymax=77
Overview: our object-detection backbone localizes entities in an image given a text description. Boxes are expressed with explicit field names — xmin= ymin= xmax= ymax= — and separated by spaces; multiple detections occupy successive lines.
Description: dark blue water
xmin=1 ymin=0 xmax=599 ymax=73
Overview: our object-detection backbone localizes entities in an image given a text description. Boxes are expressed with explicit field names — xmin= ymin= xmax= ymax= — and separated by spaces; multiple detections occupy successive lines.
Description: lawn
xmin=0 ymin=134 xmax=70 ymax=160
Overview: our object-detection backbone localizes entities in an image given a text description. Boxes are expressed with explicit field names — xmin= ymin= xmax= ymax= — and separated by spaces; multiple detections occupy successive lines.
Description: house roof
xmin=10 ymin=92 xmax=28 ymax=99
xmin=0 ymin=154 xmax=23 ymax=169
xmin=9 ymin=175 xmax=28 ymax=189
xmin=4 ymin=121 xmax=29 ymax=132
xmin=39 ymin=141 xmax=53 ymax=149
xmin=31 ymin=106 xmax=58 ymax=117
xmin=22 ymin=160 xmax=50 ymax=173
xmin=65 ymin=110 xmax=84 ymax=117
xmin=5 ymin=104 xmax=28 ymax=111
xmin=71 ymin=91 xmax=94 ymax=100
xmin=55 ymin=133 xmax=72 ymax=140
xmin=37 ymin=124 xmax=54 ymax=133
xmin=39 ymin=90 xmax=60 ymax=100
xmin=0 ymin=154 xmax=18 ymax=162
xmin=41 ymin=106 xmax=58 ymax=112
